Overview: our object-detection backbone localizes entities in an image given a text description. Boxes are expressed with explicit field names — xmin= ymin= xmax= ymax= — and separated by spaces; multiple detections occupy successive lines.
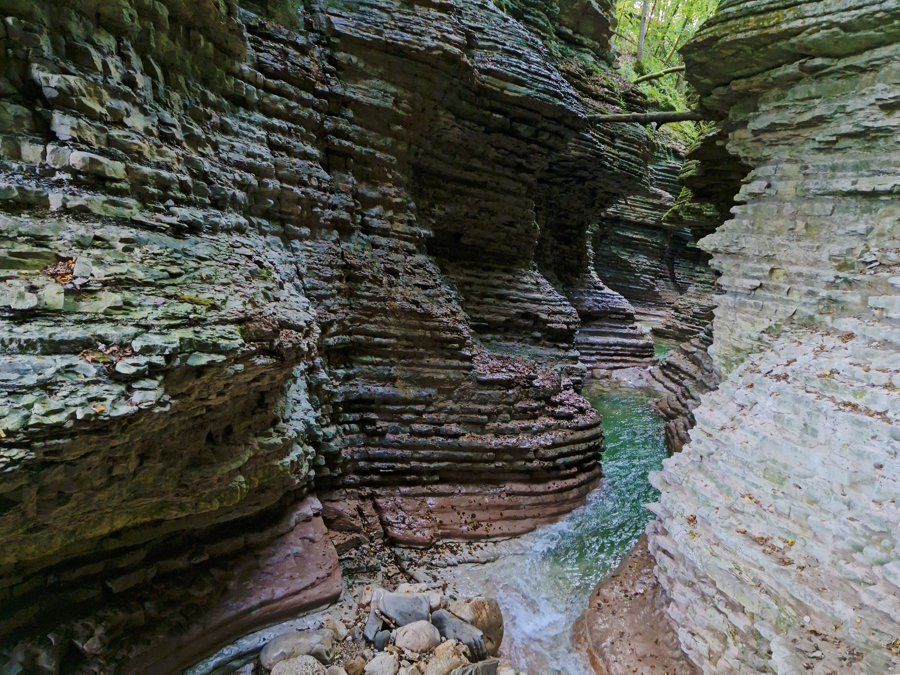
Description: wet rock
xmin=363 ymin=651 xmax=399 ymax=675
xmin=574 ymin=538 xmax=696 ymax=674
xmin=270 ymin=655 xmax=327 ymax=675
xmin=393 ymin=621 xmax=441 ymax=654
xmin=446 ymin=599 xmax=503 ymax=656
xmin=260 ymin=629 xmax=335 ymax=669
xmin=430 ymin=611 xmax=486 ymax=661
xmin=375 ymin=591 xmax=431 ymax=627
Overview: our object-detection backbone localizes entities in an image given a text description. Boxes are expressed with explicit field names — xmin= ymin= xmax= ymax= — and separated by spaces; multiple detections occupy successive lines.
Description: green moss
xmin=177 ymin=293 xmax=217 ymax=308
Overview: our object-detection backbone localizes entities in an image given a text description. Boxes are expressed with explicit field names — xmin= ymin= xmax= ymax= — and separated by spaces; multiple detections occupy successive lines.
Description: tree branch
xmin=588 ymin=110 xmax=707 ymax=124
xmin=633 ymin=65 xmax=686 ymax=84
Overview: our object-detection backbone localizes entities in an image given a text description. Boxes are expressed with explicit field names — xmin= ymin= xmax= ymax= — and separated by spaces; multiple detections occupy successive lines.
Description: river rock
xmin=261 ymin=629 xmax=335 ymax=669
xmin=449 ymin=660 xmax=500 ymax=675
xmin=421 ymin=640 xmax=470 ymax=675
xmin=363 ymin=652 xmax=399 ymax=675
xmin=446 ymin=599 xmax=503 ymax=656
xmin=364 ymin=609 xmax=384 ymax=642
xmin=375 ymin=591 xmax=431 ymax=627
xmin=393 ymin=621 xmax=441 ymax=654
xmin=373 ymin=630 xmax=392 ymax=652
xmin=394 ymin=584 xmax=444 ymax=611
xmin=325 ymin=619 xmax=349 ymax=642
xmin=270 ymin=656 xmax=328 ymax=675
xmin=326 ymin=667 xmax=348 ymax=675
xmin=430 ymin=611 xmax=487 ymax=661
xmin=345 ymin=656 xmax=367 ymax=675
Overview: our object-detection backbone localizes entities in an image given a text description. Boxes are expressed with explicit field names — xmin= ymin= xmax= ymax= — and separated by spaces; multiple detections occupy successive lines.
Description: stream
xmin=434 ymin=383 xmax=668 ymax=673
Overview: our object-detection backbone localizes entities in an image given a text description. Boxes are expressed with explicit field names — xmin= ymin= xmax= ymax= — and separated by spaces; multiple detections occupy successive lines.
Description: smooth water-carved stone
xmin=261 ymin=629 xmax=335 ymax=669
xmin=431 ymin=610 xmax=487 ymax=661
xmin=393 ymin=621 xmax=441 ymax=654
xmin=375 ymin=592 xmax=431 ymax=627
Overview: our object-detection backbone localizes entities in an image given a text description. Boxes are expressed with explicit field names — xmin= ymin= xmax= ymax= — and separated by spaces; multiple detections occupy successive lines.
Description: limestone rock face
xmin=594 ymin=150 xmax=686 ymax=322
xmin=650 ymin=325 xmax=717 ymax=454
xmin=649 ymin=1 xmax=900 ymax=671
xmin=0 ymin=0 xmax=660 ymax=668
xmin=590 ymin=143 xmax=722 ymax=355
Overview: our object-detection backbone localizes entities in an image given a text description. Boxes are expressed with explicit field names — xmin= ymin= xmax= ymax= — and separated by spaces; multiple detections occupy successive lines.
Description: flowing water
xmin=435 ymin=383 xmax=667 ymax=673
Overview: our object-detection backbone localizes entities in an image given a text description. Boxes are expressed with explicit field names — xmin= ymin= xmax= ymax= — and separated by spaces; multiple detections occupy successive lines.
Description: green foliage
xmin=614 ymin=0 xmax=719 ymax=143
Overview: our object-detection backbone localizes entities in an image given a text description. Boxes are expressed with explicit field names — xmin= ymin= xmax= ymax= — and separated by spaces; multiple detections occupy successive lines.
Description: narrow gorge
xmin=0 ymin=0 xmax=896 ymax=673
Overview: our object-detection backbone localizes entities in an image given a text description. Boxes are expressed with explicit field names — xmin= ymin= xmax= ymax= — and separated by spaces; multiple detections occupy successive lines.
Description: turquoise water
xmin=437 ymin=383 xmax=668 ymax=673
xmin=654 ymin=338 xmax=677 ymax=362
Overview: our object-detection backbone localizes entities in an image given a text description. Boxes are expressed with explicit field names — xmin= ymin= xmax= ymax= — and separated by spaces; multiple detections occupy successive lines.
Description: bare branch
xmin=588 ymin=110 xmax=707 ymax=124
xmin=633 ymin=65 xmax=686 ymax=84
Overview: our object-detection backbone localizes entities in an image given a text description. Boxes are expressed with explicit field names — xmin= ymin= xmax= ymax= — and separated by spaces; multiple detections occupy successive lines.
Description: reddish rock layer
xmin=0 ymin=0 xmax=662 ymax=668
xmin=574 ymin=537 xmax=698 ymax=675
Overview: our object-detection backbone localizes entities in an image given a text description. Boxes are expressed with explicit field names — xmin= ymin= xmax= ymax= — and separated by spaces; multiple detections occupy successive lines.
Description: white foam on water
xmin=435 ymin=385 xmax=667 ymax=674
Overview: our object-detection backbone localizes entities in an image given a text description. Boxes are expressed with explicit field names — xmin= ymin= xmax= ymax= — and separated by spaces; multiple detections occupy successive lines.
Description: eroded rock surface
xmin=649 ymin=1 xmax=900 ymax=671
xmin=0 ymin=0 xmax=665 ymax=668
xmin=573 ymin=537 xmax=697 ymax=675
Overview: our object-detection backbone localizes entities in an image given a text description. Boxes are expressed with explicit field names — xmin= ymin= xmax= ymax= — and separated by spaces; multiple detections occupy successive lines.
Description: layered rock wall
xmin=649 ymin=1 xmax=900 ymax=671
xmin=0 ymin=0 xmax=661 ymax=668
xmin=591 ymin=143 xmax=721 ymax=348
xmin=649 ymin=131 xmax=747 ymax=451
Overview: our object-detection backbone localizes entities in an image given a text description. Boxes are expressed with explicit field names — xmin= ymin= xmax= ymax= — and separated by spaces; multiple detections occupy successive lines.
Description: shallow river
xmin=435 ymin=383 xmax=667 ymax=673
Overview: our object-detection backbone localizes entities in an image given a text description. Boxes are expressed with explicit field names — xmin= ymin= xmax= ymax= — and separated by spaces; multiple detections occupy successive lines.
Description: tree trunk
xmin=633 ymin=65 xmax=686 ymax=84
xmin=637 ymin=0 xmax=651 ymax=62
xmin=588 ymin=111 xmax=706 ymax=124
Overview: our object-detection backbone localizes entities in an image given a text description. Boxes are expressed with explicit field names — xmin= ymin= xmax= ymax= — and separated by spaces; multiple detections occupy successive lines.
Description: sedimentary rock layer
xmin=592 ymin=144 xmax=718 ymax=345
xmin=649 ymin=1 xmax=900 ymax=671
xmin=650 ymin=325 xmax=717 ymax=453
xmin=0 ymin=0 xmax=660 ymax=667
xmin=593 ymin=150 xmax=683 ymax=322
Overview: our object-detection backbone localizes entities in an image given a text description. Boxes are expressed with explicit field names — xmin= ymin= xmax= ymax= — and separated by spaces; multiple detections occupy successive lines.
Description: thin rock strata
xmin=0 ymin=0 xmax=661 ymax=668
xmin=649 ymin=1 xmax=900 ymax=672
xmin=648 ymin=131 xmax=746 ymax=453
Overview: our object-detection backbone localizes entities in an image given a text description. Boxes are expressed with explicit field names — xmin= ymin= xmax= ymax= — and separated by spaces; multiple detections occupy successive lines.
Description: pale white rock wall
xmin=648 ymin=0 xmax=899 ymax=672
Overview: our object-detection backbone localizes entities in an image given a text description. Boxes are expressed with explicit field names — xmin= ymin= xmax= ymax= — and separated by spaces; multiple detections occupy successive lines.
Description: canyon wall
xmin=650 ymin=131 xmax=747 ymax=452
xmin=649 ymin=0 xmax=900 ymax=671
xmin=0 ymin=0 xmax=660 ymax=668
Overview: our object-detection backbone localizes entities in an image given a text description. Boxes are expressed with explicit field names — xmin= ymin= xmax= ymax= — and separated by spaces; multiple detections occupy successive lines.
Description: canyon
xmin=0 ymin=0 xmax=896 ymax=673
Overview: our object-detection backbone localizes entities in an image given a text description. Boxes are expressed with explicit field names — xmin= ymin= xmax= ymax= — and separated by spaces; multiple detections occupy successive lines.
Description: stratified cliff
xmin=0 ymin=0 xmax=660 ymax=668
xmin=590 ymin=139 xmax=723 ymax=363
xmin=649 ymin=1 xmax=900 ymax=671
xmin=650 ymin=131 xmax=747 ymax=453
